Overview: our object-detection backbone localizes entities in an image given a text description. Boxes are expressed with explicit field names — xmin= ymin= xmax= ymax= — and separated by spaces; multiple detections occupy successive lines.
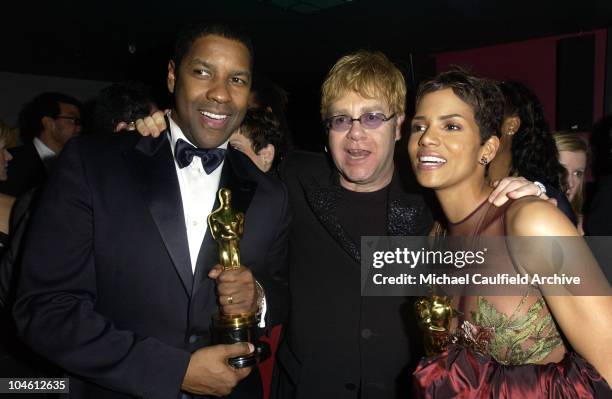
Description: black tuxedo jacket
xmin=13 ymin=131 xmax=290 ymax=399
xmin=273 ymin=151 xmax=433 ymax=399
xmin=0 ymin=141 xmax=46 ymax=197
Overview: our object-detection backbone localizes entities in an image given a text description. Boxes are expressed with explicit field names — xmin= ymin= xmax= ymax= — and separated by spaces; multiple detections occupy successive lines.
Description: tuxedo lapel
xmin=218 ymin=148 xmax=258 ymax=213
xmin=191 ymin=147 xmax=258 ymax=297
xmin=123 ymin=133 xmax=193 ymax=295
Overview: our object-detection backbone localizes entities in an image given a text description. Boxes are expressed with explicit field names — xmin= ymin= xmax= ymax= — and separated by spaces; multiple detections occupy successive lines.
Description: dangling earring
xmin=505 ymin=129 xmax=514 ymax=136
xmin=479 ymin=156 xmax=488 ymax=166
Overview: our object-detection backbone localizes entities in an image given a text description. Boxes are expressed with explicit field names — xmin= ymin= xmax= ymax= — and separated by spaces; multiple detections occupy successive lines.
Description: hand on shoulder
xmin=132 ymin=110 xmax=169 ymax=137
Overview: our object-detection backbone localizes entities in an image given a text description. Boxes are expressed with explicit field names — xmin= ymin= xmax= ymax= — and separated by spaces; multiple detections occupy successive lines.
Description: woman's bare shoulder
xmin=506 ymin=197 xmax=579 ymax=237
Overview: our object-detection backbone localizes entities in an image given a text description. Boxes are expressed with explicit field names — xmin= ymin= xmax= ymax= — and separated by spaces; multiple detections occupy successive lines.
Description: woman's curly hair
xmin=499 ymin=81 xmax=564 ymax=190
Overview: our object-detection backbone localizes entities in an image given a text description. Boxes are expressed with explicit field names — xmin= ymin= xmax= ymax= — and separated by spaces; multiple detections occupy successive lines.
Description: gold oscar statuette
xmin=415 ymin=290 xmax=455 ymax=356
xmin=208 ymin=188 xmax=262 ymax=368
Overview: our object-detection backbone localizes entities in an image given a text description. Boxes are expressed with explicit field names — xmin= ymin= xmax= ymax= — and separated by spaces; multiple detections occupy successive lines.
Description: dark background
xmin=2 ymin=0 xmax=612 ymax=150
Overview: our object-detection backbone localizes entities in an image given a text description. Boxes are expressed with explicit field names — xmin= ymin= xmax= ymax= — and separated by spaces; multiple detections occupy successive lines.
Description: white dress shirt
xmin=167 ymin=117 xmax=266 ymax=327
xmin=167 ymin=117 xmax=226 ymax=272
xmin=33 ymin=137 xmax=57 ymax=171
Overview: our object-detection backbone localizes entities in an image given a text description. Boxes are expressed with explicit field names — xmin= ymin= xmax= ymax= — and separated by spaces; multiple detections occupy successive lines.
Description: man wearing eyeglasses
xmin=0 ymin=92 xmax=82 ymax=197
xmin=271 ymin=50 xmax=431 ymax=399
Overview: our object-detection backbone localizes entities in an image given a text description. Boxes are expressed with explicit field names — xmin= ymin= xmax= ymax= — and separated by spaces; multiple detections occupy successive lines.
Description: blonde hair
xmin=553 ymin=131 xmax=589 ymax=216
xmin=0 ymin=120 xmax=19 ymax=148
xmin=320 ymin=50 xmax=406 ymax=118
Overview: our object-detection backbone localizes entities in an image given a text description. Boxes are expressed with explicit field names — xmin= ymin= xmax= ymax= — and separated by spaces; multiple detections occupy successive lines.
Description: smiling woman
xmin=408 ymin=68 xmax=502 ymax=201
xmin=408 ymin=68 xmax=612 ymax=398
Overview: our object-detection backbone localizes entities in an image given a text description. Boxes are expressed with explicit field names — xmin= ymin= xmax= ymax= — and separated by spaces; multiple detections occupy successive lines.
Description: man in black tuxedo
xmin=14 ymin=23 xmax=289 ymax=399
xmin=0 ymin=92 xmax=82 ymax=197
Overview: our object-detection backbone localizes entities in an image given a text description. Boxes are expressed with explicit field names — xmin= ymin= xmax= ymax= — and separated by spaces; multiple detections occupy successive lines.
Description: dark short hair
xmin=18 ymin=92 xmax=82 ymax=140
xmin=415 ymin=67 xmax=504 ymax=143
xmin=92 ymin=81 xmax=156 ymax=134
xmin=173 ymin=22 xmax=254 ymax=72
xmin=240 ymin=109 xmax=285 ymax=163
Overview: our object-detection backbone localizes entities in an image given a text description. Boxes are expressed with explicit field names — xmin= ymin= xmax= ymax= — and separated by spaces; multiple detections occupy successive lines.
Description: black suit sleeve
xmin=12 ymin=139 xmax=190 ymax=399
xmin=255 ymin=181 xmax=291 ymax=329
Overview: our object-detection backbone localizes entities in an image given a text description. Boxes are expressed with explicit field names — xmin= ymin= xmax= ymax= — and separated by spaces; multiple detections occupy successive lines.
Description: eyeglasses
xmin=55 ymin=115 xmax=82 ymax=126
xmin=325 ymin=112 xmax=395 ymax=132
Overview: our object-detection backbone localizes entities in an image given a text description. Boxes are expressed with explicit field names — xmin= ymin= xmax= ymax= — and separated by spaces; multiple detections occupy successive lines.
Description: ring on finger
xmin=533 ymin=181 xmax=546 ymax=198
xmin=227 ymin=295 xmax=234 ymax=305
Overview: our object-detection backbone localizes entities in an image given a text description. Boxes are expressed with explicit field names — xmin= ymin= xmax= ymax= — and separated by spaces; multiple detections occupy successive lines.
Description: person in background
xmin=91 ymin=81 xmax=159 ymax=134
xmin=0 ymin=92 xmax=82 ymax=197
xmin=1 ymin=81 xmax=161 ymax=310
xmin=248 ymin=75 xmax=291 ymax=150
xmin=229 ymin=109 xmax=285 ymax=174
xmin=554 ymin=131 xmax=589 ymax=235
xmin=488 ymin=81 xmax=575 ymax=222
xmin=0 ymin=122 xmax=14 ymax=255
xmin=0 ymin=120 xmax=17 ymax=308
xmin=0 ymin=119 xmax=21 ymax=149
xmin=0 ymin=117 xmax=60 ymax=396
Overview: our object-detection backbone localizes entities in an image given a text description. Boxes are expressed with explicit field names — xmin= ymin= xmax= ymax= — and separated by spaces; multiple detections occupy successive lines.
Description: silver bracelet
xmin=254 ymin=280 xmax=265 ymax=317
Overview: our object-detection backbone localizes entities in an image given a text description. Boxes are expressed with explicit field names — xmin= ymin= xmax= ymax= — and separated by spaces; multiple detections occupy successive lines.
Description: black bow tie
xmin=174 ymin=138 xmax=226 ymax=173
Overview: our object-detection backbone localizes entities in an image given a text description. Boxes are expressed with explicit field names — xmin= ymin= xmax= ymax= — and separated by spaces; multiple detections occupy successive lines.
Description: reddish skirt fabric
xmin=413 ymin=344 xmax=611 ymax=398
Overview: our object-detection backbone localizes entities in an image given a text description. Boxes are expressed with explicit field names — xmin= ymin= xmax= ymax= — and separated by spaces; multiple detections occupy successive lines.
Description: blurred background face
xmin=51 ymin=102 xmax=82 ymax=149
xmin=0 ymin=138 xmax=13 ymax=181
xmin=168 ymin=34 xmax=251 ymax=149
xmin=559 ymin=150 xmax=587 ymax=201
